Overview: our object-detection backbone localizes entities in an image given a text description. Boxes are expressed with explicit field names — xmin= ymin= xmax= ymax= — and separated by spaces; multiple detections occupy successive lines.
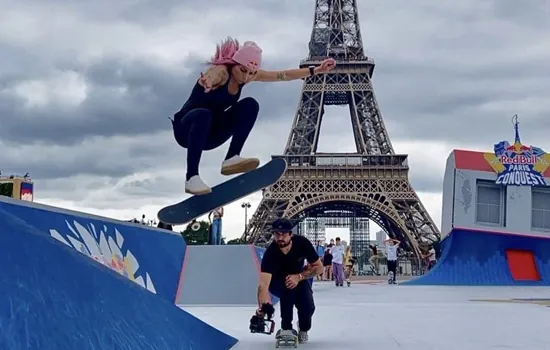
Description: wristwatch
xmin=308 ymin=66 xmax=315 ymax=76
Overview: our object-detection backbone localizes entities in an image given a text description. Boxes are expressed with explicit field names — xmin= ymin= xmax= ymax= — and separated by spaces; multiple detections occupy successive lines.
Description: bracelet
xmin=308 ymin=66 xmax=315 ymax=76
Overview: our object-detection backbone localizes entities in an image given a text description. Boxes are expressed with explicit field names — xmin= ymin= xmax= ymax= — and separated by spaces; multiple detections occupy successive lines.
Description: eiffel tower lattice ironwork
xmin=240 ymin=0 xmax=440 ymax=257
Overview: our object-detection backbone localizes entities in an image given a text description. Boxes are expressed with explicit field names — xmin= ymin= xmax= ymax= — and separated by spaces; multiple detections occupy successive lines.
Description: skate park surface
xmin=185 ymin=281 xmax=550 ymax=350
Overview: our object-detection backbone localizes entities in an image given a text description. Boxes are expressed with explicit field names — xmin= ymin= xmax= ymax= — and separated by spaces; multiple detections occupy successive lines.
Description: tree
xmin=180 ymin=220 xmax=210 ymax=245
xmin=180 ymin=220 xmax=228 ymax=245
xmin=226 ymin=238 xmax=243 ymax=245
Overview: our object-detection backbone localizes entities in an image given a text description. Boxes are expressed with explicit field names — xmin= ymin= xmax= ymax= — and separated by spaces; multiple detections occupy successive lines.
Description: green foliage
xmin=0 ymin=183 xmax=13 ymax=197
xmin=226 ymin=238 xmax=243 ymax=245
xmin=180 ymin=220 xmax=209 ymax=245
xmin=180 ymin=220 xmax=227 ymax=245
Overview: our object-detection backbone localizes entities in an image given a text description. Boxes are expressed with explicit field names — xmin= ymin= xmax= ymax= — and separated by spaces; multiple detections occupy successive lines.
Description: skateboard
xmin=275 ymin=330 xmax=298 ymax=348
xmin=157 ymin=158 xmax=287 ymax=225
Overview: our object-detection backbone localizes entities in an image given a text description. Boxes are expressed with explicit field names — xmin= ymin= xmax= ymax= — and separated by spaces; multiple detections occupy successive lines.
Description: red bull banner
xmin=483 ymin=115 xmax=549 ymax=186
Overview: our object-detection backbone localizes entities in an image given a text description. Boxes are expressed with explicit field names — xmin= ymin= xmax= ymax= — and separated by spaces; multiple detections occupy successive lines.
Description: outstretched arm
xmin=254 ymin=67 xmax=313 ymax=82
xmin=253 ymin=58 xmax=336 ymax=82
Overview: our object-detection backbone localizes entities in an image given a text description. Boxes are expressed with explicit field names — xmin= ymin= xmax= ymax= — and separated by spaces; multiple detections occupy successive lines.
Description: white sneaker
xmin=221 ymin=155 xmax=259 ymax=175
xmin=185 ymin=175 xmax=211 ymax=195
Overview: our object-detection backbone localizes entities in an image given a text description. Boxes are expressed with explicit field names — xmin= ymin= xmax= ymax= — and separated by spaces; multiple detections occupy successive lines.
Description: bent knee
xmin=238 ymin=97 xmax=260 ymax=113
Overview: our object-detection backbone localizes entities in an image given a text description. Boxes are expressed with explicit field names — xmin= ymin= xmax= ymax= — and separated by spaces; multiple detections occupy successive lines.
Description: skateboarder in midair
xmin=255 ymin=218 xmax=324 ymax=345
xmin=171 ymin=37 xmax=336 ymax=195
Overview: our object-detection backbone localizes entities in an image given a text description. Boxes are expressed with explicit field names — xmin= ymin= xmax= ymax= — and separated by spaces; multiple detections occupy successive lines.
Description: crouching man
xmin=256 ymin=218 xmax=324 ymax=344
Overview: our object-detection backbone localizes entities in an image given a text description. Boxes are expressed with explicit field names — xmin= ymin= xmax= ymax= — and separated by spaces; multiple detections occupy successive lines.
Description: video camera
xmin=249 ymin=303 xmax=275 ymax=335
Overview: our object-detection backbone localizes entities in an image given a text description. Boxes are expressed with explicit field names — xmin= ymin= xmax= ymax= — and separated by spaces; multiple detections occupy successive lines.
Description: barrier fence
xmin=354 ymin=256 xmax=430 ymax=277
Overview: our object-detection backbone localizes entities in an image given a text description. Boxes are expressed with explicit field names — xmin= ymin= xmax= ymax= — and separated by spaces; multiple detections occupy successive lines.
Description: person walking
xmin=330 ymin=237 xmax=345 ymax=287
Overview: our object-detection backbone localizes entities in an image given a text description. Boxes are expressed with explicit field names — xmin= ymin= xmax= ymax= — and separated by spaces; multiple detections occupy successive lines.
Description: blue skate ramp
xmin=0 ymin=196 xmax=186 ymax=304
xmin=405 ymin=228 xmax=550 ymax=286
xmin=0 ymin=204 xmax=238 ymax=349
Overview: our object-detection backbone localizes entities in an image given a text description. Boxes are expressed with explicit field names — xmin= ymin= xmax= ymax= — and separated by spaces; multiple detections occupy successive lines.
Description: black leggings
xmin=387 ymin=260 xmax=397 ymax=280
xmin=173 ymin=97 xmax=259 ymax=180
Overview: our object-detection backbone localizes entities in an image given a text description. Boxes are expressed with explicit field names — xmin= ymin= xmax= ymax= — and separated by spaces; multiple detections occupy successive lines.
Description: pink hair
xmin=209 ymin=37 xmax=240 ymax=65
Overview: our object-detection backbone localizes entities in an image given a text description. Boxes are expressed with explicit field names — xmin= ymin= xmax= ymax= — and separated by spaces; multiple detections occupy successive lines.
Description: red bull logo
xmin=485 ymin=115 xmax=548 ymax=187
xmin=91 ymin=254 xmax=131 ymax=279
xmin=499 ymin=154 xmax=537 ymax=165
xmin=110 ymin=254 xmax=129 ymax=278
xmin=505 ymin=144 xmax=531 ymax=152
xmin=495 ymin=169 xmax=545 ymax=186
xmin=494 ymin=154 xmax=546 ymax=186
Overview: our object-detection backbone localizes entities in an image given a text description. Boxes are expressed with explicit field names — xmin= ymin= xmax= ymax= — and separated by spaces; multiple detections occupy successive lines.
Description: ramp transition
xmin=0 ymin=196 xmax=238 ymax=349
xmin=177 ymin=245 xmax=279 ymax=306
xmin=405 ymin=228 xmax=550 ymax=286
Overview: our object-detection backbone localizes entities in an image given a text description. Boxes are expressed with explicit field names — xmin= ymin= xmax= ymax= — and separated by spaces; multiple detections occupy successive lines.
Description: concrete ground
xmin=183 ymin=282 xmax=550 ymax=349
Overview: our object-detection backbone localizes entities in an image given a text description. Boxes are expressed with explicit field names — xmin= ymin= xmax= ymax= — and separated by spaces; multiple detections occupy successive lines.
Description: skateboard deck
xmin=157 ymin=158 xmax=287 ymax=225
xmin=275 ymin=333 xmax=298 ymax=348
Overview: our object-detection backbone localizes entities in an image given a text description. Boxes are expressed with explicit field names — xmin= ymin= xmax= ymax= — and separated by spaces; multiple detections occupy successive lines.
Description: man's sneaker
xmin=298 ymin=330 xmax=308 ymax=343
xmin=221 ymin=155 xmax=259 ymax=175
xmin=185 ymin=175 xmax=211 ymax=195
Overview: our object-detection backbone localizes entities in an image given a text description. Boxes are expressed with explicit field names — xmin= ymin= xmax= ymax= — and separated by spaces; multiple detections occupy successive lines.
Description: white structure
xmin=441 ymin=148 xmax=550 ymax=240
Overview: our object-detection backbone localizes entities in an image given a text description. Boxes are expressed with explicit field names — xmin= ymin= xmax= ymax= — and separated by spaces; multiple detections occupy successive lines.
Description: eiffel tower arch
xmin=241 ymin=0 xmax=440 ymax=258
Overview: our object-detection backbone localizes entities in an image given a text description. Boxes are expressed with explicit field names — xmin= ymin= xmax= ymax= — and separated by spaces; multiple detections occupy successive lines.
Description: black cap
xmin=271 ymin=218 xmax=294 ymax=233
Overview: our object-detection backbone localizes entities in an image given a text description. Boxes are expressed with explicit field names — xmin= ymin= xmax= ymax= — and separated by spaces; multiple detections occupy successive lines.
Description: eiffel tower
xmin=241 ymin=0 xmax=440 ymax=258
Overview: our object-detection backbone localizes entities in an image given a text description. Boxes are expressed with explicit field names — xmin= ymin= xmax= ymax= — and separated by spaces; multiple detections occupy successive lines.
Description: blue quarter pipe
xmin=0 ymin=197 xmax=238 ymax=349
xmin=405 ymin=228 xmax=550 ymax=286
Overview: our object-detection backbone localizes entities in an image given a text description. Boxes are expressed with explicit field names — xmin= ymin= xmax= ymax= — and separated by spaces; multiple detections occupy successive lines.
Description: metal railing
xmin=355 ymin=256 xmax=430 ymax=277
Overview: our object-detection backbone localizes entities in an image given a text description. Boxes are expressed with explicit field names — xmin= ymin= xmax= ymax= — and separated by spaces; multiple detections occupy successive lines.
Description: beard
xmin=277 ymin=239 xmax=291 ymax=248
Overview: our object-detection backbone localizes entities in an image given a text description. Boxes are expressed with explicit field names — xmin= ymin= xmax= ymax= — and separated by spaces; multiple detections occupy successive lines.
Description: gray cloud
xmin=1 ymin=0 xmax=549 ymax=228
xmin=0 ymin=53 xmax=301 ymax=146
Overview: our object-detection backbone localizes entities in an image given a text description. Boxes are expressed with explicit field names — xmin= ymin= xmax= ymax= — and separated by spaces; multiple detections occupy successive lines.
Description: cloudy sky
xmin=2 ymin=0 xmax=549 ymax=241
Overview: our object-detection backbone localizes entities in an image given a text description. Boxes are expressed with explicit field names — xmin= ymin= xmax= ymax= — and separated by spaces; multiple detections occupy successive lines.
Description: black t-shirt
xmin=261 ymin=235 xmax=320 ymax=282
xmin=323 ymin=250 xmax=332 ymax=265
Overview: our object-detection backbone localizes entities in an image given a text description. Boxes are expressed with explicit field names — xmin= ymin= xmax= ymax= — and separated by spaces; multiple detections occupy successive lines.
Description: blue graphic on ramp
xmin=0 ymin=199 xmax=238 ymax=349
xmin=0 ymin=197 xmax=185 ymax=303
xmin=405 ymin=228 xmax=550 ymax=286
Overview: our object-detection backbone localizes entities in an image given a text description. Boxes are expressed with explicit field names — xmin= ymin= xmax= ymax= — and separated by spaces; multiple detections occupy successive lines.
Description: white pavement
xmin=183 ymin=281 xmax=550 ymax=349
